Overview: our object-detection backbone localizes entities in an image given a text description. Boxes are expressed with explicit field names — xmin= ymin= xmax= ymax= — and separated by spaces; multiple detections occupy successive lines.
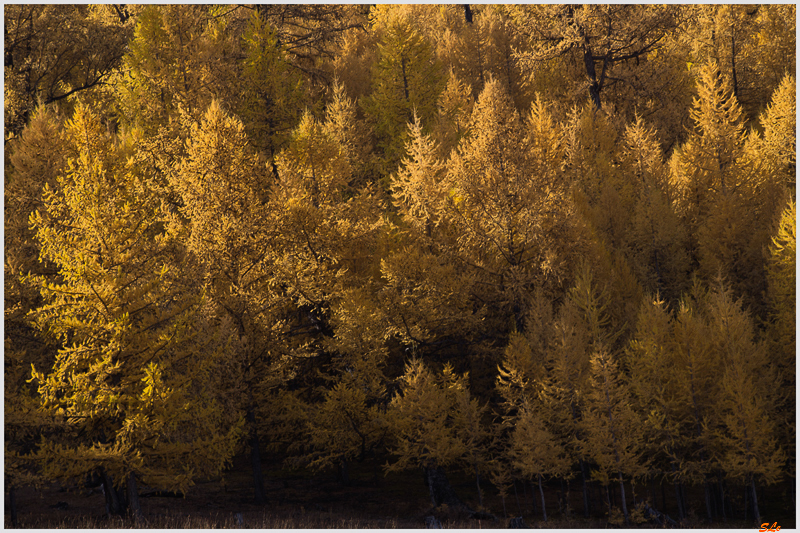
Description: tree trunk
xmin=126 ymin=472 xmax=143 ymax=522
xmin=538 ymin=474 xmax=547 ymax=522
xmin=671 ymin=463 xmax=684 ymax=520
xmin=513 ymin=480 xmax=522 ymax=515
xmin=247 ymin=404 xmax=266 ymax=505
xmin=580 ymin=459 xmax=590 ymax=517
xmin=744 ymin=482 xmax=749 ymax=522
xmin=650 ymin=480 xmax=657 ymax=510
xmin=610 ymin=479 xmax=616 ymax=507
xmin=424 ymin=466 xmax=466 ymax=509
xmin=618 ymin=472 xmax=629 ymax=524
xmin=101 ymin=468 xmax=124 ymax=516
xmin=730 ymin=33 xmax=739 ymax=102
xmin=426 ymin=468 xmax=438 ymax=508
xmin=704 ymin=481 xmax=713 ymax=521
xmin=9 ymin=483 xmax=18 ymax=528
xmin=566 ymin=6 xmax=602 ymax=110
xmin=718 ymin=474 xmax=727 ymax=523
xmin=750 ymin=477 xmax=761 ymax=525
xmin=338 ymin=459 xmax=350 ymax=486
xmin=474 ymin=463 xmax=483 ymax=508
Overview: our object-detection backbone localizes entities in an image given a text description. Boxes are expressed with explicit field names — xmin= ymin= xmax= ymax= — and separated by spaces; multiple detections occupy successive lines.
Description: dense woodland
xmin=4 ymin=4 xmax=796 ymax=527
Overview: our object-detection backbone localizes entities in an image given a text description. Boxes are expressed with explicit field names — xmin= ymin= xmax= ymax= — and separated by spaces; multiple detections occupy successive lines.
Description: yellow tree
xmin=509 ymin=401 xmax=571 ymax=522
xmin=563 ymin=106 xmax=645 ymax=338
xmin=620 ymin=118 xmax=690 ymax=303
xmin=28 ymin=104 xmax=241 ymax=519
xmin=475 ymin=5 xmax=531 ymax=110
xmin=667 ymin=280 xmax=724 ymax=521
xmin=581 ymin=350 xmax=647 ymax=524
xmin=380 ymin=119 xmax=483 ymax=389
xmin=386 ymin=359 xmax=484 ymax=510
xmin=538 ymin=297 xmax=593 ymax=517
xmin=764 ymin=200 xmax=795 ymax=494
xmin=752 ymin=73 xmax=795 ymax=198
xmin=669 ymin=62 xmax=779 ymax=309
xmin=323 ymin=80 xmax=377 ymax=189
xmin=442 ymin=79 xmax=576 ymax=332
xmin=4 ymin=105 xmax=72 ymax=523
xmin=497 ymin=328 xmax=569 ymax=522
xmin=3 ymin=5 xmax=134 ymax=136
xmin=626 ymin=295 xmax=684 ymax=513
xmin=362 ymin=6 xmax=446 ymax=179
xmin=509 ymin=5 xmax=682 ymax=111
xmin=169 ymin=101 xmax=282 ymax=505
xmin=382 ymin=80 xmax=580 ymax=409
xmin=553 ymin=264 xmax=630 ymax=518
xmin=683 ymin=5 xmax=795 ymax=124
xmin=119 ymin=5 xmax=225 ymax=131
xmin=236 ymin=10 xmax=307 ymax=175
xmin=707 ymin=284 xmax=785 ymax=525
xmin=263 ymin=104 xmax=387 ymax=484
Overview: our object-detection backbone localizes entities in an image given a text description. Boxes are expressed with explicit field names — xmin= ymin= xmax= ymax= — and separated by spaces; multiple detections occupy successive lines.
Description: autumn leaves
xmin=3 ymin=5 xmax=795 ymax=524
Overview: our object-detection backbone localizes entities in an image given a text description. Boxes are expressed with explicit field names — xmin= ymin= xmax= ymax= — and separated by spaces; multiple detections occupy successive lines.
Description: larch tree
xmin=236 ymin=9 xmax=307 ymax=176
xmin=28 ymin=103 xmax=242 ymax=519
xmin=749 ymin=5 xmax=796 ymax=120
xmin=626 ymin=295 xmax=683 ymax=511
xmin=754 ymin=73 xmax=795 ymax=195
xmin=475 ymin=5 xmax=531 ymax=110
xmin=362 ymin=6 xmax=446 ymax=179
xmin=380 ymin=119 xmax=482 ymax=385
xmin=169 ymin=101 xmax=282 ymax=505
xmin=581 ymin=349 xmax=647 ymax=525
xmin=682 ymin=5 xmax=795 ymax=124
xmin=386 ymin=359 xmax=483 ymax=510
xmin=250 ymin=4 xmax=370 ymax=82
xmin=266 ymin=106 xmax=387 ymax=483
xmin=498 ymin=329 xmax=569 ymax=522
xmin=431 ymin=73 xmax=475 ymax=160
xmin=442 ymin=80 xmax=576 ymax=333
xmin=764 ymin=200 xmax=796 ymax=494
xmin=620 ymin=118 xmax=690 ymax=303
xmin=118 ymin=5 xmax=224 ymax=132
xmin=561 ymin=263 xmax=634 ymax=519
xmin=323 ymin=80 xmax=377 ymax=189
xmin=668 ymin=280 xmax=723 ymax=521
xmin=269 ymin=107 xmax=385 ymax=346
xmin=706 ymin=283 xmax=785 ymax=525
xmin=394 ymin=5 xmax=483 ymax=101
xmin=509 ymin=5 xmax=681 ymax=111
xmin=4 ymin=105 xmax=72 ymax=524
xmin=537 ymin=286 xmax=593 ymax=517
xmin=508 ymin=402 xmax=571 ymax=523
xmin=669 ymin=62 xmax=776 ymax=309
xmin=3 ymin=4 xmax=134 ymax=136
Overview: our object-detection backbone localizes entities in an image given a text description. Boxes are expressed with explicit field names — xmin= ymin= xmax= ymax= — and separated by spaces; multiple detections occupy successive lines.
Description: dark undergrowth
xmin=5 ymin=453 xmax=795 ymax=529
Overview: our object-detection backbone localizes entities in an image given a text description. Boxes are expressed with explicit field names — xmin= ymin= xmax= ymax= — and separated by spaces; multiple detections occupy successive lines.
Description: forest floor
xmin=6 ymin=452 xmax=796 ymax=529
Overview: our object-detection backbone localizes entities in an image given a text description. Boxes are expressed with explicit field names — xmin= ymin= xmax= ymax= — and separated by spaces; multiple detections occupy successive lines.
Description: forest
xmin=4 ymin=4 xmax=796 ymax=529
